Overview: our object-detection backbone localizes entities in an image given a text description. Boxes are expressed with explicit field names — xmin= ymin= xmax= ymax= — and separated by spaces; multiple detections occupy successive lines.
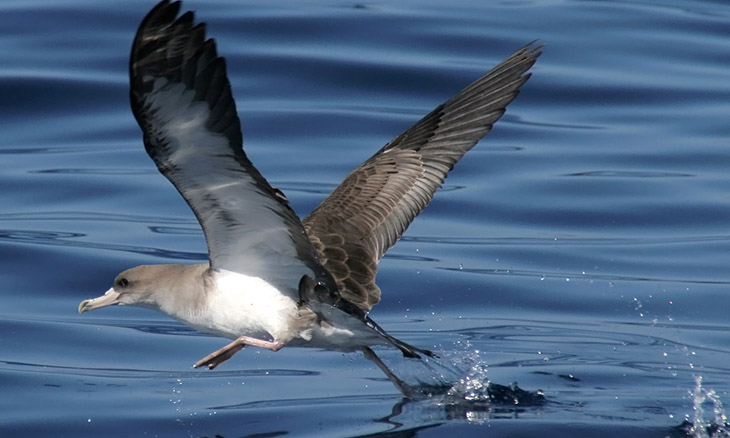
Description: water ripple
xmin=0 ymin=211 xmax=196 ymax=225
xmin=0 ymin=359 xmax=317 ymax=380
xmin=402 ymin=234 xmax=730 ymax=247
xmin=439 ymin=266 xmax=730 ymax=286
xmin=31 ymin=168 xmax=152 ymax=176
xmin=0 ymin=228 xmax=205 ymax=261
xmin=565 ymin=170 xmax=695 ymax=178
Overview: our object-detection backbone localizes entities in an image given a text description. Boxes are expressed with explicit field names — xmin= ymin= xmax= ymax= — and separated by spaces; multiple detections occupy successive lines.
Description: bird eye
xmin=117 ymin=278 xmax=130 ymax=288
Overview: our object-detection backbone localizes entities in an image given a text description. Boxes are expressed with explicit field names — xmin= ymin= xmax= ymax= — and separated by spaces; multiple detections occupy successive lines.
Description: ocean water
xmin=2 ymin=0 xmax=730 ymax=436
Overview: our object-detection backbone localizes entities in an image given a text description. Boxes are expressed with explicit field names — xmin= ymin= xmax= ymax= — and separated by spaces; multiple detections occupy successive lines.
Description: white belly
xmin=170 ymin=269 xmax=387 ymax=351
xmin=184 ymin=270 xmax=300 ymax=342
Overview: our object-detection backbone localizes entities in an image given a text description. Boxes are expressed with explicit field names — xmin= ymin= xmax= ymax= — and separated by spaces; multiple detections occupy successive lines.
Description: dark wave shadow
xmin=0 ymin=358 xmax=317 ymax=380
xmin=0 ymin=228 xmax=205 ymax=261
xmin=438 ymin=265 xmax=730 ymax=286
xmin=0 ymin=211 xmax=196 ymax=225
xmin=564 ymin=170 xmax=694 ymax=178
xmin=401 ymin=234 xmax=730 ymax=247
xmin=30 ymin=168 xmax=154 ymax=176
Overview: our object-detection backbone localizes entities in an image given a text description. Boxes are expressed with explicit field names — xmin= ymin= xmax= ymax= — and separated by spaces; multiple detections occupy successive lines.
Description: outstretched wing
xmin=130 ymin=1 xmax=325 ymax=288
xmin=303 ymin=43 xmax=541 ymax=311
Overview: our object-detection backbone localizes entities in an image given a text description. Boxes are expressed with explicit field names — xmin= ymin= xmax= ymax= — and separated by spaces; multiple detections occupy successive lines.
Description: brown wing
xmin=303 ymin=43 xmax=541 ymax=311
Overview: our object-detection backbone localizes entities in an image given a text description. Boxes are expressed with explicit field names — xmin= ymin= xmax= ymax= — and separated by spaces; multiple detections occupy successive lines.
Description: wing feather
xmin=304 ymin=43 xmax=541 ymax=310
xmin=130 ymin=1 xmax=328 ymax=291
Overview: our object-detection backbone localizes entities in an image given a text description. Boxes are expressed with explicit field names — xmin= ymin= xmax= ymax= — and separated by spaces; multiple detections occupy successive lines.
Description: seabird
xmin=78 ymin=0 xmax=540 ymax=395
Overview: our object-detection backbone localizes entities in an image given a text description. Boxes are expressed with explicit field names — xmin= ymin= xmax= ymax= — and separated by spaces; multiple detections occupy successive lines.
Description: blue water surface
xmin=2 ymin=0 xmax=730 ymax=437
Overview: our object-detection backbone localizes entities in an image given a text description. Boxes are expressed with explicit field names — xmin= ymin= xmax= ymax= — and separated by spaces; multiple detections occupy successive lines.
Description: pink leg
xmin=193 ymin=336 xmax=285 ymax=370
xmin=193 ymin=343 xmax=245 ymax=370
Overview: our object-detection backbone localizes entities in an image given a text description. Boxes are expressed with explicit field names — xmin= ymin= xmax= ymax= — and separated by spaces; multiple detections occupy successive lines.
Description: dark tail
xmin=299 ymin=275 xmax=436 ymax=358
xmin=364 ymin=315 xmax=437 ymax=359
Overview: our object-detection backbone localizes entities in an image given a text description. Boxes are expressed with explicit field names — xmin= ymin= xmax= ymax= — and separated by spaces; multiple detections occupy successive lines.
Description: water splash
xmin=387 ymin=343 xmax=545 ymax=410
xmin=676 ymin=376 xmax=730 ymax=438
xmin=441 ymin=355 xmax=545 ymax=409
xmin=434 ymin=345 xmax=493 ymax=402
xmin=374 ymin=344 xmax=545 ymax=427
xmin=445 ymin=357 xmax=490 ymax=402
xmin=170 ymin=377 xmax=184 ymax=413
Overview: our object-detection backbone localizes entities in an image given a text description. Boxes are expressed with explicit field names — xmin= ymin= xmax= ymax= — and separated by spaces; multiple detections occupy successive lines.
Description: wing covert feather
xmin=304 ymin=43 xmax=541 ymax=310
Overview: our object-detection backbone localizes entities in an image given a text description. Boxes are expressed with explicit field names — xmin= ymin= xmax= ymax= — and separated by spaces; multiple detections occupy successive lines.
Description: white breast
xmin=183 ymin=269 xmax=300 ymax=342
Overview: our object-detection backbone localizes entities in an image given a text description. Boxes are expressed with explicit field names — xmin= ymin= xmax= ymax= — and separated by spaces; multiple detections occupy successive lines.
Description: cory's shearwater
xmin=78 ymin=0 xmax=540 ymax=395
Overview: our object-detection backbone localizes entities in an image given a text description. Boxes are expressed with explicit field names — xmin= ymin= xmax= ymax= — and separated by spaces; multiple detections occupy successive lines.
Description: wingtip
xmin=522 ymin=40 xmax=545 ymax=62
xmin=138 ymin=1 xmax=183 ymax=35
